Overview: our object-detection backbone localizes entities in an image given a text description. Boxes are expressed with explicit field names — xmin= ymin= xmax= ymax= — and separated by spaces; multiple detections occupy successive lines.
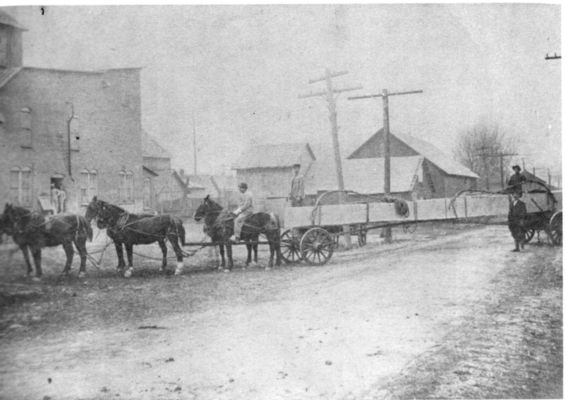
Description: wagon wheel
xmin=548 ymin=211 xmax=562 ymax=246
xmin=523 ymin=228 xmax=536 ymax=244
xmin=300 ymin=228 xmax=334 ymax=266
xmin=357 ymin=226 xmax=368 ymax=247
xmin=280 ymin=229 xmax=303 ymax=264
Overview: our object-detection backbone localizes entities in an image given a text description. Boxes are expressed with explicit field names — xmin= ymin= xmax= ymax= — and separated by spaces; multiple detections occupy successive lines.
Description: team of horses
xmin=0 ymin=196 xmax=281 ymax=279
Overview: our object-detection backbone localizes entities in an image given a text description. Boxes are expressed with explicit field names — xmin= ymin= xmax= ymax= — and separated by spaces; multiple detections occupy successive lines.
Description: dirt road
xmin=0 ymin=225 xmax=562 ymax=399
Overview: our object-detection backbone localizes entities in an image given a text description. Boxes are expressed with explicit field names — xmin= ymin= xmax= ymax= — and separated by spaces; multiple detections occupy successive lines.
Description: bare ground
xmin=0 ymin=223 xmax=562 ymax=400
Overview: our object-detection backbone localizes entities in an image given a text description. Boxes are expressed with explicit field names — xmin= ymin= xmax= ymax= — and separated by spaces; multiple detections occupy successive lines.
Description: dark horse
xmin=85 ymin=197 xmax=186 ymax=277
xmin=1 ymin=203 xmax=93 ymax=279
xmin=193 ymin=195 xmax=281 ymax=271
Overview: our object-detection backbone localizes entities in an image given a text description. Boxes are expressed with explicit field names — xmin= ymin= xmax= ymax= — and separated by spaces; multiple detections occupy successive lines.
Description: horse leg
xmin=31 ymin=247 xmax=42 ymax=279
xmin=218 ymin=244 xmax=225 ymax=269
xmin=253 ymin=242 xmax=258 ymax=265
xmin=226 ymin=243 xmax=233 ymax=271
xmin=19 ymin=245 xmax=33 ymax=277
xmin=158 ymin=239 xmax=168 ymax=272
xmin=75 ymin=238 xmax=88 ymax=278
xmin=124 ymin=243 xmax=134 ymax=278
xmin=267 ymin=241 xmax=274 ymax=270
xmin=61 ymin=241 xmax=74 ymax=276
xmin=169 ymin=236 xmax=184 ymax=276
xmin=115 ymin=242 xmax=126 ymax=270
xmin=245 ymin=243 xmax=252 ymax=268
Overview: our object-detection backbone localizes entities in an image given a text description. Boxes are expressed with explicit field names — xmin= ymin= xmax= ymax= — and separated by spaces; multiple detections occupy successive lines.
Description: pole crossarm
xmin=299 ymin=85 xmax=363 ymax=99
xmin=348 ymin=89 xmax=423 ymax=101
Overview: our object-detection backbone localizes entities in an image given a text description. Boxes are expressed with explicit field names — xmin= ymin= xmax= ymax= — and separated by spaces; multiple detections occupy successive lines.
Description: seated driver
xmin=230 ymin=182 xmax=254 ymax=242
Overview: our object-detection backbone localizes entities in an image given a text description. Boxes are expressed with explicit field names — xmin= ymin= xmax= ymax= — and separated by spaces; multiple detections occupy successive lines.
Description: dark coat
xmin=507 ymin=173 xmax=527 ymax=194
xmin=508 ymin=199 xmax=527 ymax=240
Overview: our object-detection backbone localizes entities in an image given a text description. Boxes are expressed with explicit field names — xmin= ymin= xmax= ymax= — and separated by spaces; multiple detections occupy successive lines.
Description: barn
xmin=348 ymin=128 xmax=479 ymax=198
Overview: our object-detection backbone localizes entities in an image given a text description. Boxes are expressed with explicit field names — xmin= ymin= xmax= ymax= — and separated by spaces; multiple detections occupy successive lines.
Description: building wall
xmin=0 ymin=24 xmax=23 ymax=67
xmin=0 ymin=67 xmax=143 ymax=213
xmin=236 ymin=167 xmax=295 ymax=199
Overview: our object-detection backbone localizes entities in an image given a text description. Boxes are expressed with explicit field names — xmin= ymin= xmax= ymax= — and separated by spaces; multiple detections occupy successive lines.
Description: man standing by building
xmin=230 ymin=182 xmax=254 ymax=242
xmin=508 ymin=191 xmax=527 ymax=252
xmin=289 ymin=163 xmax=305 ymax=207
xmin=507 ymin=165 xmax=527 ymax=194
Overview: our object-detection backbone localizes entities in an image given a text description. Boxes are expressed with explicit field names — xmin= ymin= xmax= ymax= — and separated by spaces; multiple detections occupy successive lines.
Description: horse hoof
xmin=32 ymin=276 xmax=42 ymax=282
xmin=265 ymin=267 xmax=272 ymax=271
xmin=78 ymin=272 xmax=86 ymax=279
xmin=223 ymin=269 xmax=231 ymax=273
xmin=124 ymin=268 xmax=133 ymax=278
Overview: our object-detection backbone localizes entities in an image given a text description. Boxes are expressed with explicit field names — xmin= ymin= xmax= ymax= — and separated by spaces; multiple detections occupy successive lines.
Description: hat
xmin=239 ymin=182 xmax=248 ymax=189
xmin=512 ymin=165 xmax=521 ymax=172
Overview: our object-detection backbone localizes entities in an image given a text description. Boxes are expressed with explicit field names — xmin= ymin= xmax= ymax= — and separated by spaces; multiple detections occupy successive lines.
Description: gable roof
xmin=232 ymin=143 xmax=315 ymax=169
xmin=142 ymin=131 xmax=172 ymax=159
xmin=349 ymin=129 xmax=479 ymax=179
xmin=304 ymin=154 xmax=423 ymax=195
xmin=0 ymin=10 xmax=27 ymax=30
xmin=0 ymin=67 xmax=22 ymax=90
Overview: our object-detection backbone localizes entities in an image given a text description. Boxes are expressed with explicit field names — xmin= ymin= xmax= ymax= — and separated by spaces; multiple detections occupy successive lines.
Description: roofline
xmin=22 ymin=66 xmax=142 ymax=75
xmin=142 ymin=165 xmax=159 ymax=177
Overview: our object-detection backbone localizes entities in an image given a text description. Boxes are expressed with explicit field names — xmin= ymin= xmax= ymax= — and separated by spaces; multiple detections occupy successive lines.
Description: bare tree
xmin=453 ymin=123 xmax=517 ymax=190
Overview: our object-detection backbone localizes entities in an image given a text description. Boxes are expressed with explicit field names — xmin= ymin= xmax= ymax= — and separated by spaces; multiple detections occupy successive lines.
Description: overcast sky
xmin=8 ymin=4 xmax=561 ymax=176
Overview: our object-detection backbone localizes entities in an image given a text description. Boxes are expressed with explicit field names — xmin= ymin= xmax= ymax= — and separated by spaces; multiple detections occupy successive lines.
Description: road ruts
xmin=356 ymin=246 xmax=562 ymax=400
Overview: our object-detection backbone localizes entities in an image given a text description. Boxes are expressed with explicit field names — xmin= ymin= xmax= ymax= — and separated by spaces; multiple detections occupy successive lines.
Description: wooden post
xmin=299 ymin=69 xmax=362 ymax=249
xmin=349 ymin=89 xmax=423 ymax=244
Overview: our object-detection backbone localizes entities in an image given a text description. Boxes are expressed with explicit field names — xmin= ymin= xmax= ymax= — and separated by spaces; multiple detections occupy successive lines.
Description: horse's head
xmin=2 ymin=203 xmax=32 ymax=233
xmin=194 ymin=195 xmax=222 ymax=222
xmin=84 ymin=196 xmax=100 ymax=223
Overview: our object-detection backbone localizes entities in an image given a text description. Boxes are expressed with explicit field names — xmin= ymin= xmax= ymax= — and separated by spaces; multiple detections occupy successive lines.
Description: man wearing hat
xmin=507 ymin=165 xmax=527 ymax=194
xmin=230 ymin=182 xmax=254 ymax=242
xmin=289 ymin=163 xmax=305 ymax=207
xmin=508 ymin=191 xmax=527 ymax=252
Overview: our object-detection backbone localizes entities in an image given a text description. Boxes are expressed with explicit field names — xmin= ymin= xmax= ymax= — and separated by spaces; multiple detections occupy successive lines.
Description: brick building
xmin=0 ymin=11 xmax=143 ymax=213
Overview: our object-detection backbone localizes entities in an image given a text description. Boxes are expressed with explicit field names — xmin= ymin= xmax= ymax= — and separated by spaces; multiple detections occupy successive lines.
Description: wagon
xmin=280 ymin=186 xmax=562 ymax=266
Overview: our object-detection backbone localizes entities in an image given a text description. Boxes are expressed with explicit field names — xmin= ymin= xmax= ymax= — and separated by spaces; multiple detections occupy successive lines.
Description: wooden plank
xmin=283 ymin=206 xmax=313 ymax=229
xmin=368 ymin=201 xmax=415 ymax=222
xmin=415 ymin=198 xmax=447 ymax=220
xmin=447 ymin=197 xmax=467 ymax=219
xmin=466 ymin=195 xmax=508 ymax=217
xmin=319 ymin=204 xmax=367 ymax=225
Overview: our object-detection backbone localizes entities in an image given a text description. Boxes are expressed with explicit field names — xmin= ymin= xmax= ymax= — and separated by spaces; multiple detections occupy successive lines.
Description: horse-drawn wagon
xmin=280 ymin=183 xmax=562 ymax=266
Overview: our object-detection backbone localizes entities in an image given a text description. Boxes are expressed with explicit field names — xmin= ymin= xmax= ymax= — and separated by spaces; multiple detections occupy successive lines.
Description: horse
xmin=193 ymin=195 xmax=281 ymax=272
xmin=84 ymin=197 xmax=186 ymax=277
xmin=1 ymin=203 xmax=93 ymax=279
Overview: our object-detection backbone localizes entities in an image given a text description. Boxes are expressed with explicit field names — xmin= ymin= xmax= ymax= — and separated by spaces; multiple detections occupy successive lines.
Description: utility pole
xmin=65 ymin=101 xmax=77 ymax=180
xmin=192 ymin=114 xmax=197 ymax=175
xmin=349 ymin=89 xmax=423 ymax=243
xmin=299 ymin=68 xmax=362 ymax=249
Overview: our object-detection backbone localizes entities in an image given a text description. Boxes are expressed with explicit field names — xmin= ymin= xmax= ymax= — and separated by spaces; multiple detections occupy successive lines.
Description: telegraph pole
xmin=299 ymin=68 xmax=362 ymax=249
xmin=349 ymin=89 xmax=423 ymax=243
xmin=192 ymin=114 xmax=197 ymax=175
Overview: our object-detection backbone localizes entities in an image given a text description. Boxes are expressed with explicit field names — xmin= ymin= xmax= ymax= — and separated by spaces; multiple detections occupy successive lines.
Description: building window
xmin=119 ymin=170 xmax=134 ymax=203
xmin=9 ymin=167 xmax=33 ymax=207
xmin=20 ymin=108 xmax=32 ymax=148
xmin=80 ymin=169 xmax=98 ymax=205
